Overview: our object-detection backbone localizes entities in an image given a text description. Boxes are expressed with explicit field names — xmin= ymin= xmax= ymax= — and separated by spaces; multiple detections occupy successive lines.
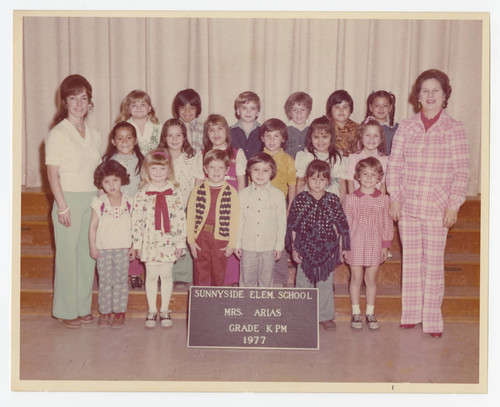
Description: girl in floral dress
xmin=131 ymin=149 xmax=186 ymax=328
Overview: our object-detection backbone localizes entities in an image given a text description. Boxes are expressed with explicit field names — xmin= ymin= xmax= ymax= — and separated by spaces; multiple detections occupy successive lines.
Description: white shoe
xmin=145 ymin=313 xmax=157 ymax=328
xmin=159 ymin=312 xmax=172 ymax=328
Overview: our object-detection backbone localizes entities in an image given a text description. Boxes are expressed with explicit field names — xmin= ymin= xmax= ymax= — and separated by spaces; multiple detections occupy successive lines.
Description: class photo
xmin=12 ymin=10 xmax=487 ymax=393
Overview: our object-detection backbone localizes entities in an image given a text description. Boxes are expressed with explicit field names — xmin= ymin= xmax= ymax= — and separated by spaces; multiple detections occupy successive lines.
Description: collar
xmin=353 ymin=188 xmax=381 ymax=198
xmin=288 ymin=120 xmax=309 ymax=130
xmin=420 ymin=109 xmax=443 ymax=131
xmin=233 ymin=119 xmax=260 ymax=135
xmin=251 ymin=181 xmax=272 ymax=191
xmin=263 ymin=147 xmax=283 ymax=157
xmin=147 ymin=181 xmax=174 ymax=192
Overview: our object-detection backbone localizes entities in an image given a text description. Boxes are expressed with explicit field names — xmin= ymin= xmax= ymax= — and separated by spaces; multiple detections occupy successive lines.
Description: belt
xmin=202 ymin=224 xmax=214 ymax=233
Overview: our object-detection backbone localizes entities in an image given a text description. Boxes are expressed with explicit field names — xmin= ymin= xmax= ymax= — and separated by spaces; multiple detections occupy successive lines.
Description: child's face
xmin=237 ymin=101 xmax=259 ymax=124
xmin=129 ymin=99 xmax=151 ymax=120
xmin=289 ymin=103 xmax=310 ymax=127
xmin=250 ymin=162 xmax=273 ymax=188
xmin=330 ymin=101 xmax=351 ymax=126
xmin=148 ymin=164 xmax=170 ymax=186
xmin=311 ymin=129 xmax=332 ymax=154
xmin=102 ymin=175 xmax=122 ymax=198
xmin=65 ymin=90 xmax=90 ymax=121
xmin=112 ymin=127 xmax=137 ymax=155
xmin=361 ymin=125 xmax=382 ymax=153
xmin=369 ymin=96 xmax=392 ymax=123
xmin=204 ymin=160 xmax=229 ymax=184
xmin=207 ymin=123 xmax=228 ymax=148
xmin=357 ymin=166 xmax=380 ymax=190
xmin=165 ymin=125 xmax=185 ymax=152
xmin=179 ymin=103 xmax=197 ymax=123
xmin=306 ymin=172 xmax=329 ymax=195
xmin=262 ymin=130 xmax=284 ymax=153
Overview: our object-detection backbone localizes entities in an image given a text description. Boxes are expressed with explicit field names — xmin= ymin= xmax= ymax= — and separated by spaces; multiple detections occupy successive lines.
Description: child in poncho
xmin=286 ymin=160 xmax=350 ymax=331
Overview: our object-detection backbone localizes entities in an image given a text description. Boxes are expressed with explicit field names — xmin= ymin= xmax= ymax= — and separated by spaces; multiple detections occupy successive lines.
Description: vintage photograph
xmin=10 ymin=8 xmax=489 ymax=397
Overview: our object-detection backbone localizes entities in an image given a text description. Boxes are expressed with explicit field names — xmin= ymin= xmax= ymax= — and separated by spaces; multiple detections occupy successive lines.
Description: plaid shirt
xmin=386 ymin=111 xmax=469 ymax=221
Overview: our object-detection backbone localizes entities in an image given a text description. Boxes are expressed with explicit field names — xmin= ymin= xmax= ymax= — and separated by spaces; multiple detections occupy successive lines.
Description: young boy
xmin=261 ymin=118 xmax=297 ymax=207
xmin=260 ymin=118 xmax=296 ymax=287
xmin=326 ymin=90 xmax=359 ymax=157
xmin=284 ymin=91 xmax=313 ymax=159
xmin=235 ymin=153 xmax=287 ymax=287
xmin=187 ymin=149 xmax=240 ymax=286
xmin=230 ymin=91 xmax=262 ymax=159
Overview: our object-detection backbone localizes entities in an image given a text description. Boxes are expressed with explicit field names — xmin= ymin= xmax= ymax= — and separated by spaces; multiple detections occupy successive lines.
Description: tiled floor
xmin=16 ymin=315 xmax=481 ymax=392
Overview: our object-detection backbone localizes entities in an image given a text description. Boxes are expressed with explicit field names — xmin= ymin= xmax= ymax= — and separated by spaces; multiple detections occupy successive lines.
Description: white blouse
xmin=91 ymin=193 xmax=133 ymax=250
xmin=45 ymin=119 xmax=101 ymax=192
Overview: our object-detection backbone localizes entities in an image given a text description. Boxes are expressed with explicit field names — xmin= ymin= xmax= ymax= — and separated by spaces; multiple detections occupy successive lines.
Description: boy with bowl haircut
xmin=284 ymin=91 xmax=313 ymax=159
xmin=187 ymin=149 xmax=240 ymax=286
xmin=235 ymin=152 xmax=287 ymax=287
xmin=326 ymin=90 xmax=359 ymax=157
xmin=260 ymin=118 xmax=296 ymax=286
xmin=230 ymin=91 xmax=263 ymax=160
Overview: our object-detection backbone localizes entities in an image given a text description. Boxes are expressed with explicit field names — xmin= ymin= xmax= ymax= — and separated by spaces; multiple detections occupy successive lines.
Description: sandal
xmin=78 ymin=314 xmax=94 ymax=324
xmin=59 ymin=318 xmax=82 ymax=329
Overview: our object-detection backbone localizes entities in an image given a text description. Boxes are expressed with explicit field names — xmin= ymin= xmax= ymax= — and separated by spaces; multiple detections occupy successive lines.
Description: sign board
xmin=187 ymin=287 xmax=318 ymax=350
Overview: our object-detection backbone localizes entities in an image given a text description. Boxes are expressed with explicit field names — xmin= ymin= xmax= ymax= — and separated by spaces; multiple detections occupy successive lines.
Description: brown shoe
xmin=320 ymin=319 xmax=337 ymax=331
xmin=59 ymin=318 xmax=82 ymax=329
xmin=98 ymin=313 xmax=112 ymax=328
xmin=111 ymin=312 xmax=126 ymax=329
xmin=78 ymin=314 xmax=94 ymax=324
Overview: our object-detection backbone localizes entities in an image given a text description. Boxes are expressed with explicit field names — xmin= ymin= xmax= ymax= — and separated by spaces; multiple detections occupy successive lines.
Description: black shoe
xmin=131 ymin=276 xmax=143 ymax=289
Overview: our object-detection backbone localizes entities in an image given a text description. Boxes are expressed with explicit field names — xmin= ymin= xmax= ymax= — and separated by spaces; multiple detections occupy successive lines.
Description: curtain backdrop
xmin=21 ymin=15 xmax=483 ymax=196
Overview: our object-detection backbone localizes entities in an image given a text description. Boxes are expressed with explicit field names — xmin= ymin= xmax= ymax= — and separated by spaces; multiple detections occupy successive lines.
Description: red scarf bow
xmin=146 ymin=189 xmax=173 ymax=232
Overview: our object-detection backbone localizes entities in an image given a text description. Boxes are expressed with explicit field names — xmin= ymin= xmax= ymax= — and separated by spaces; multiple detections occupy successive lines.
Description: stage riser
xmin=20 ymin=290 xmax=479 ymax=320
xmin=20 ymin=255 xmax=479 ymax=288
xmin=21 ymin=220 xmax=480 ymax=255
xmin=19 ymin=188 xmax=482 ymax=323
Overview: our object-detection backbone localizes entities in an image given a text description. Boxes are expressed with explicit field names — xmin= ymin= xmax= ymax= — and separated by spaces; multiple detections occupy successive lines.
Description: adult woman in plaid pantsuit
xmin=386 ymin=69 xmax=470 ymax=338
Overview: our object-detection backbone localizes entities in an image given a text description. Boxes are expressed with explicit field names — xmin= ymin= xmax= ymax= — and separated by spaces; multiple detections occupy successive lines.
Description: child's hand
xmin=174 ymin=248 xmax=184 ymax=261
xmin=381 ymin=248 xmax=388 ymax=262
xmin=234 ymin=248 xmax=242 ymax=259
xmin=189 ymin=242 xmax=200 ymax=259
xmin=90 ymin=247 xmax=101 ymax=260
xmin=223 ymin=245 xmax=234 ymax=258
xmin=135 ymin=249 xmax=142 ymax=260
xmin=274 ymin=250 xmax=282 ymax=261
xmin=340 ymin=250 xmax=348 ymax=262
xmin=128 ymin=247 xmax=135 ymax=262
xmin=291 ymin=249 xmax=302 ymax=264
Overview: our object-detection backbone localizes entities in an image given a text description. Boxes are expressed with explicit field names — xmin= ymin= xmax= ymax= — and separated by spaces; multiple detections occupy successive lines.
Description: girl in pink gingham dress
xmin=342 ymin=157 xmax=393 ymax=330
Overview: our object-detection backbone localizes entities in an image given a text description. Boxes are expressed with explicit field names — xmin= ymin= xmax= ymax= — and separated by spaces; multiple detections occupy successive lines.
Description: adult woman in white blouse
xmin=45 ymin=74 xmax=102 ymax=328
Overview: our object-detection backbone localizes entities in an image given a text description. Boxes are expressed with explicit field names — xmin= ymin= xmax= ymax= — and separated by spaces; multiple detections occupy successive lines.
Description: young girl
xmin=131 ymin=149 xmax=186 ymax=328
xmin=115 ymin=90 xmax=161 ymax=156
xmin=194 ymin=114 xmax=247 ymax=191
xmin=158 ymin=118 xmax=202 ymax=285
xmin=347 ymin=118 xmax=388 ymax=194
xmin=103 ymin=121 xmax=146 ymax=289
xmin=194 ymin=114 xmax=247 ymax=286
xmin=342 ymin=157 xmax=393 ymax=330
xmin=365 ymin=90 xmax=398 ymax=155
xmin=89 ymin=160 xmax=134 ymax=329
xmin=286 ymin=160 xmax=350 ymax=331
xmin=172 ymin=88 xmax=204 ymax=152
xmin=295 ymin=115 xmax=348 ymax=201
